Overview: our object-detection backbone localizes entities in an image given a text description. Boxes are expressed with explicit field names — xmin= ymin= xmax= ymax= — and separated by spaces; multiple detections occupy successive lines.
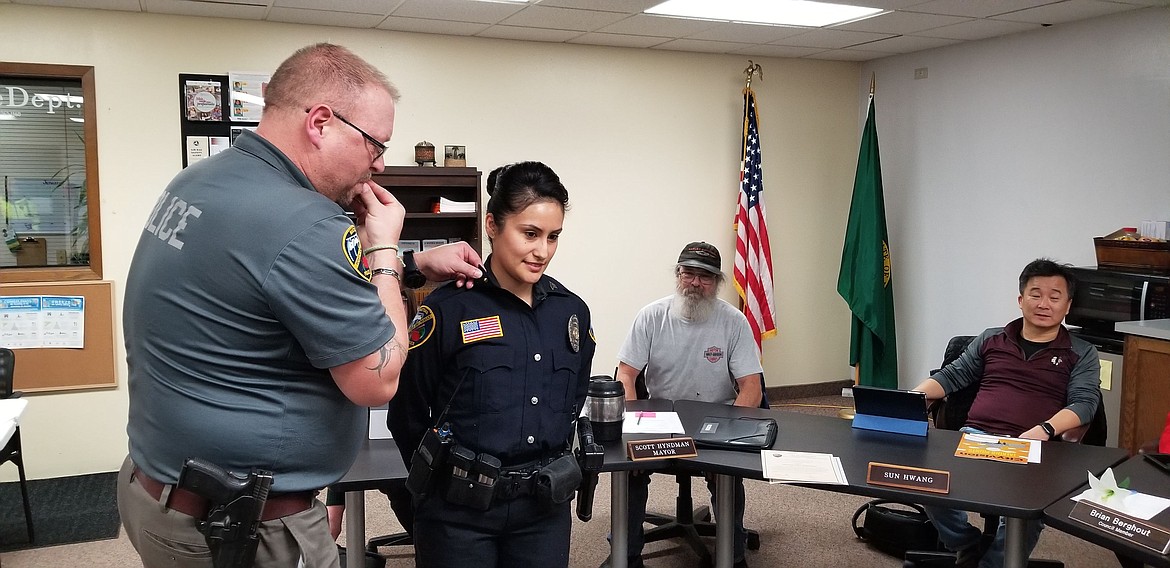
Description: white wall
xmin=859 ymin=7 xmax=1170 ymax=386
xmin=0 ymin=4 xmax=859 ymax=479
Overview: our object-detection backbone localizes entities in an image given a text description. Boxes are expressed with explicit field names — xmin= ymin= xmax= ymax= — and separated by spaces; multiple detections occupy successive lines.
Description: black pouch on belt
xmin=535 ymin=454 xmax=582 ymax=505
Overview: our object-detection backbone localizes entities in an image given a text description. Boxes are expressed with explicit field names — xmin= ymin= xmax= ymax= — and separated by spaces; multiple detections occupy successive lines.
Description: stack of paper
xmin=621 ymin=411 xmax=685 ymax=434
xmin=438 ymin=197 xmax=476 ymax=213
xmin=760 ymin=450 xmax=848 ymax=485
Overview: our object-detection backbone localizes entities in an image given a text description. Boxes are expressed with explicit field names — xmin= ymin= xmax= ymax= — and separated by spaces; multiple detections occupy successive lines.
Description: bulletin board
xmin=0 ymin=280 xmax=117 ymax=392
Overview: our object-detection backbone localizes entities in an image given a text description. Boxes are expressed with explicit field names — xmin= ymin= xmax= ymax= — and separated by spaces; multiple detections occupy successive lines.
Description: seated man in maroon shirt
xmin=912 ymin=258 xmax=1102 ymax=568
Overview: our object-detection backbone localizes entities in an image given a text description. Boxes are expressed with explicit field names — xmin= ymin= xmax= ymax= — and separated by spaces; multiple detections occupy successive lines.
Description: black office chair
xmin=903 ymin=336 xmax=1107 ymax=568
xmin=635 ymin=369 xmax=766 ymax=567
xmin=1 ymin=347 xmax=34 ymax=543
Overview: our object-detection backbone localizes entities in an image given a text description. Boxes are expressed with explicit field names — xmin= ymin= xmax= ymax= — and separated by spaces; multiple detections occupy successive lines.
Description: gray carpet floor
xmin=0 ymin=395 xmax=1125 ymax=567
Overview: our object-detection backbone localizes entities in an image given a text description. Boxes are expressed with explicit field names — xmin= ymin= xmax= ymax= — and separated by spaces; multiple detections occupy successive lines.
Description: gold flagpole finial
xmin=744 ymin=60 xmax=763 ymax=90
xmin=869 ymin=72 xmax=876 ymax=97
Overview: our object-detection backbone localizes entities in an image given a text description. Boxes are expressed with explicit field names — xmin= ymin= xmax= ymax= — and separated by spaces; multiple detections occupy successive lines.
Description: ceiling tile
xmin=916 ymin=17 xmax=1039 ymax=40
xmin=267 ymin=7 xmax=386 ymax=27
xmin=651 ymin=38 xmax=753 ymax=54
xmin=536 ymin=0 xmax=660 ymax=14
xmin=685 ymin=21 xmax=808 ymax=43
xmin=391 ymin=0 xmax=523 ymax=25
xmin=848 ymin=0 xmax=940 ymax=8
xmin=376 ymin=16 xmax=489 ymax=35
xmin=143 ymin=0 xmax=267 ymax=19
xmin=14 ymin=0 xmax=141 ymax=9
xmin=832 ymin=10 xmax=971 ymax=34
xmin=806 ymin=48 xmax=890 ymax=61
xmin=475 ymin=24 xmax=582 ymax=42
xmin=992 ymin=0 xmax=1140 ymax=24
xmin=566 ymin=32 xmax=670 ymax=48
xmin=728 ymin=44 xmax=826 ymax=58
xmin=500 ymin=5 xmax=629 ymax=32
xmin=274 ymin=0 xmax=397 ymax=15
xmin=776 ymin=28 xmax=896 ymax=49
xmin=856 ymin=34 xmax=962 ymax=53
xmin=904 ymin=0 xmax=1055 ymax=18
xmin=596 ymin=13 xmax=717 ymax=37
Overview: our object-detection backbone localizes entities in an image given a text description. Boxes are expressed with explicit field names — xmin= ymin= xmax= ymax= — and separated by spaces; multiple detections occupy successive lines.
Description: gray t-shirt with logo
xmin=618 ymin=296 xmax=763 ymax=404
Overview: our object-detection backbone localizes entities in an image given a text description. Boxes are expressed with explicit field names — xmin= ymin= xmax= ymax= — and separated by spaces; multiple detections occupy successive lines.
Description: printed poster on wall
xmin=0 ymin=295 xmax=85 ymax=349
xmin=228 ymin=72 xmax=268 ymax=122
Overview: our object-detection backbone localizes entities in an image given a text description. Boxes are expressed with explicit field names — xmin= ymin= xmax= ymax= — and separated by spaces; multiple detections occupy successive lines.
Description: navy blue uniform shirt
xmin=388 ymin=257 xmax=596 ymax=469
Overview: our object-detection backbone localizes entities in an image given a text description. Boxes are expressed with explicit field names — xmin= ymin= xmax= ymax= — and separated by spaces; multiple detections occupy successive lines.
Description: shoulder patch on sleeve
xmin=343 ymin=225 xmax=371 ymax=280
xmin=408 ymin=305 xmax=436 ymax=350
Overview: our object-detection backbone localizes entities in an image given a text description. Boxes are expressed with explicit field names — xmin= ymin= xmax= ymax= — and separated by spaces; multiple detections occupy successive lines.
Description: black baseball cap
xmin=676 ymin=241 xmax=723 ymax=275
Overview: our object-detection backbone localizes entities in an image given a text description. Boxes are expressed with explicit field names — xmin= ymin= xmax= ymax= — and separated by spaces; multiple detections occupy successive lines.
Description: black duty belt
xmin=492 ymin=453 xmax=567 ymax=501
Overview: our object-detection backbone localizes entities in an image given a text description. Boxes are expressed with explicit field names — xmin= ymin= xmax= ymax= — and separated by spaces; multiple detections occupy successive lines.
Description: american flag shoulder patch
xmin=460 ymin=315 xmax=503 ymax=344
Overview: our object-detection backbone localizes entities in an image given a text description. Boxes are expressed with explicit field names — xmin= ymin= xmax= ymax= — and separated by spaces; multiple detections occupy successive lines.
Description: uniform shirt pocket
xmin=458 ymin=345 xmax=515 ymax=414
xmin=549 ymin=350 xmax=581 ymax=414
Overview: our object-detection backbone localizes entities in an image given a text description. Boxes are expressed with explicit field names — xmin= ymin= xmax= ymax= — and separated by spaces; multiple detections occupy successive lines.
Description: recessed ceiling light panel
xmin=646 ymin=0 xmax=883 ymax=28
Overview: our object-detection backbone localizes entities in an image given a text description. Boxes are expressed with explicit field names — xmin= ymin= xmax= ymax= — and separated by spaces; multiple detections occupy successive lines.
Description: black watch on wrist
xmin=1040 ymin=421 xmax=1056 ymax=439
xmin=401 ymin=250 xmax=427 ymax=289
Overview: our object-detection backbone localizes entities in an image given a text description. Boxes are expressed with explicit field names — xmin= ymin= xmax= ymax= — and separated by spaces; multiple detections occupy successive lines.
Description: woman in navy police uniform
xmin=388 ymin=161 xmax=595 ymax=568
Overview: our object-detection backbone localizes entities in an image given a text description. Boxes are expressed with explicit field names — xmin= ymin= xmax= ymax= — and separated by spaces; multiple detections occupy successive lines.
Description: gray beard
xmin=671 ymin=289 xmax=717 ymax=323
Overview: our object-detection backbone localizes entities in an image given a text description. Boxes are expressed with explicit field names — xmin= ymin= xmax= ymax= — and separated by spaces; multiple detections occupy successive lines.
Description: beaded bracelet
xmin=363 ymin=244 xmax=399 ymax=256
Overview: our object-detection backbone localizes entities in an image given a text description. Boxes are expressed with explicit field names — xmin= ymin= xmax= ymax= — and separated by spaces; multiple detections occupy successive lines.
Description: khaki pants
xmin=117 ymin=456 xmax=339 ymax=568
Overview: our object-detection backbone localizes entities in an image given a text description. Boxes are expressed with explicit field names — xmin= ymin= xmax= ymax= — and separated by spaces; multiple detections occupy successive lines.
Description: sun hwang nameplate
xmin=867 ymin=462 xmax=951 ymax=494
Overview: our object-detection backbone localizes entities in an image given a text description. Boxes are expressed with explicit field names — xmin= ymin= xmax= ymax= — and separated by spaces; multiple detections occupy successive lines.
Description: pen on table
xmin=636 ymin=411 xmax=643 ymax=425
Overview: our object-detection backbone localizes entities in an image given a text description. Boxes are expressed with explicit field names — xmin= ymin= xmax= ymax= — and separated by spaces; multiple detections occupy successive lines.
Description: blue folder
xmin=851 ymin=385 xmax=929 ymax=437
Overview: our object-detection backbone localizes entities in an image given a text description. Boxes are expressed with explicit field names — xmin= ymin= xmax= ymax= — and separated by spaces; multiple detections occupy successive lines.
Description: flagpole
xmin=869 ymin=72 xmax=875 ymax=97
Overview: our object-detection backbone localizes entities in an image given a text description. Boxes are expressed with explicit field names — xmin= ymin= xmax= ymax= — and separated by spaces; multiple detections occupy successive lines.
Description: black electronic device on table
xmin=1144 ymin=453 xmax=1170 ymax=476
xmin=850 ymin=385 xmax=929 ymax=436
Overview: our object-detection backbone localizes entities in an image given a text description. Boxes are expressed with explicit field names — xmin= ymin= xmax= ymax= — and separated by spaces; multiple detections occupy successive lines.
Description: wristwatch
xmin=401 ymin=250 xmax=427 ymax=289
xmin=1040 ymin=421 xmax=1056 ymax=439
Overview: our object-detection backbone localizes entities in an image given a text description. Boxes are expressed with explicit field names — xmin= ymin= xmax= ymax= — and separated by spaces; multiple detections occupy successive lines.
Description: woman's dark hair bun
xmin=485 ymin=165 xmax=508 ymax=197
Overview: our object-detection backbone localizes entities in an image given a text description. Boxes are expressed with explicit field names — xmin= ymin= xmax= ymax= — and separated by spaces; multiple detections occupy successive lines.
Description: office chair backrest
xmin=0 ymin=347 xmax=15 ymax=399
xmin=929 ymin=336 xmax=976 ymax=430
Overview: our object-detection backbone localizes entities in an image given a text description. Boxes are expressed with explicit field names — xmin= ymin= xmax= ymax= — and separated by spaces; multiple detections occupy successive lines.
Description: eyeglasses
xmin=333 ymin=111 xmax=388 ymax=160
xmin=678 ymin=270 xmax=716 ymax=285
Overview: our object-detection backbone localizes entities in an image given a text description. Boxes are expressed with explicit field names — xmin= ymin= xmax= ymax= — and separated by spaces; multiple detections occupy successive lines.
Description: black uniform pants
xmin=412 ymin=493 xmax=571 ymax=568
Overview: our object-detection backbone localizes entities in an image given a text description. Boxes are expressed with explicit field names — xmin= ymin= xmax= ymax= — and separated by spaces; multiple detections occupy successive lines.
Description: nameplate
xmin=866 ymin=462 xmax=951 ymax=494
xmin=627 ymin=437 xmax=698 ymax=461
xmin=1068 ymin=500 xmax=1170 ymax=554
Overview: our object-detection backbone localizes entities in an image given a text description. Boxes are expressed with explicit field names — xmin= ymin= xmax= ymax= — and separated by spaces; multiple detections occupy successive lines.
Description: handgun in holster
xmin=177 ymin=457 xmax=272 ymax=568
xmin=574 ymin=416 xmax=605 ymax=521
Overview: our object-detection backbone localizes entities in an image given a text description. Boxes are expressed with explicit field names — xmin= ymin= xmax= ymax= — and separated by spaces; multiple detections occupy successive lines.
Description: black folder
xmin=694 ymin=415 xmax=777 ymax=451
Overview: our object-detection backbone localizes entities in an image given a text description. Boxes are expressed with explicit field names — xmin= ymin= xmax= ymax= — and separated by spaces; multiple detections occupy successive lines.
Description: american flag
xmin=733 ymin=89 xmax=777 ymax=353
xmin=460 ymin=315 xmax=503 ymax=343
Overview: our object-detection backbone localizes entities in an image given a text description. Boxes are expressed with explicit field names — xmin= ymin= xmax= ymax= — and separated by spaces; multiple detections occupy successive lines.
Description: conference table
xmin=333 ymin=438 xmax=409 ymax=568
xmin=1043 ymin=453 xmax=1170 ymax=568
xmin=605 ymin=399 xmax=1129 ymax=568
xmin=0 ymin=397 xmax=28 ymax=450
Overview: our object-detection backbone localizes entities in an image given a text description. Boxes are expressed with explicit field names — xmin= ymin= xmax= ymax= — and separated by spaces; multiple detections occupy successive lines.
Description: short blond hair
xmin=262 ymin=43 xmax=399 ymax=115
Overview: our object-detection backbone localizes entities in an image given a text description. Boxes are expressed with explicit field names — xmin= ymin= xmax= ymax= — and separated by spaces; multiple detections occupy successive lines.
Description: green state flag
xmin=837 ymin=96 xmax=898 ymax=388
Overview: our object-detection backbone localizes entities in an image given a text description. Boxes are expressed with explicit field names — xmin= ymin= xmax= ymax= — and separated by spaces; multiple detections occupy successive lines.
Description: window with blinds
xmin=0 ymin=63 xmax=100 ymax=281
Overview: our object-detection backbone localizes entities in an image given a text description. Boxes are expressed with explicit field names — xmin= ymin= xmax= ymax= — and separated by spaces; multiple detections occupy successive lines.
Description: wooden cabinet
xmin=372 ymin=166 xmax=483 ymax=256
xmin=1120 ymin=334 xmax=1170 ymax=454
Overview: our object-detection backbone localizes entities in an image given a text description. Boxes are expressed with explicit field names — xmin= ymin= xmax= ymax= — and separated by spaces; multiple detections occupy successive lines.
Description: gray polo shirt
xmin=124 ymin=131 xmax=394 ymax=492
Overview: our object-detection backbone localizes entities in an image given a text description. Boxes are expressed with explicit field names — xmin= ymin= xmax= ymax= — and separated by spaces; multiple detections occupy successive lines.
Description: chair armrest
xmin=1060 ymin=423 xmax=1089 ymax=444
